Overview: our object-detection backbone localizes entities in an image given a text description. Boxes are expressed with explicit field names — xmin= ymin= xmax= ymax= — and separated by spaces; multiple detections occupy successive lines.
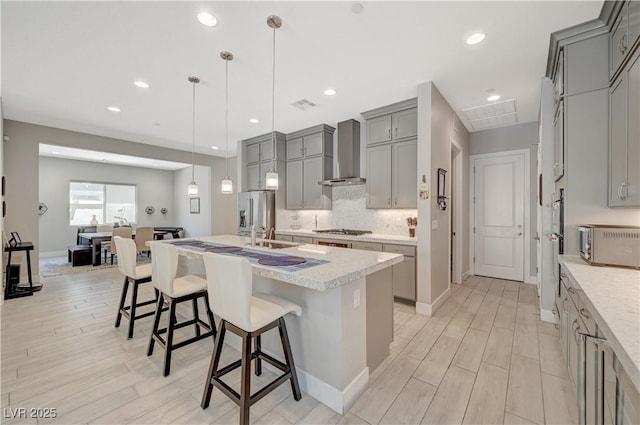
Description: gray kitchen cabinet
xmin=292 ymin=236 xmax=313 ymax=244
xmin=609 ymin=48 xmax=640 ymax=207
xmin=286 ymin=161 xmax=304 ymax=209
xmin=286 ymin=157 xmax=332 ymax=210
xmin=366 ymin=115 xmax=392 ymax=145
xmin=364 ymin=107 xmax=417 ymax=147
xmin=610 ymin=1 xmax=640 ymax=80
xmin=554 ymin=99 xmax=565 ymax=181
xmin=366 ymin=145 xmax=392 ymax=208
xmin=285 ymin=124 xmax=334 ymax=209
xmin=353 ymin=241 xmax=382 ymax=251
xmin=384 ymin=244 xmax=416 ymax=301
xmin=366 ymin=141 xmax=417 ymax=209
xmin=241 ymin=132 xmax=286 ymax=192
xmin=393 ymin=140 xmax=418 ymax=207
xmin=275 ymin=234 xmax=293 ymax=242
xmin=286 ymin=124 xmax=334 ymax=161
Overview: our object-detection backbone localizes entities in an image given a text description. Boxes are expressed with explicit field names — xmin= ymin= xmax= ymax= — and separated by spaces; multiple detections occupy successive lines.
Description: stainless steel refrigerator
xmin=237 ymin=191 xmax=276 ymax=237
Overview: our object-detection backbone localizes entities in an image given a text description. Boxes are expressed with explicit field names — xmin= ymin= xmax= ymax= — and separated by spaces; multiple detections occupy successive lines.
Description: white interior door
xmin=473 ymin=153 xmax=525 ymax=281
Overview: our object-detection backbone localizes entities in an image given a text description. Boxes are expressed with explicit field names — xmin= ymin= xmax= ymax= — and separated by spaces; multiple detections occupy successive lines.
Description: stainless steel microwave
xmin=577 ymin=225 xmax=640 ymax=268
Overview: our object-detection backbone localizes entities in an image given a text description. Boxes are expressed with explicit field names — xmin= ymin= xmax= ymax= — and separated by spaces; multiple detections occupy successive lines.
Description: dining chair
xmin=113 ymin=236 xmax=157 ymax=339
xmin=147 ymin=241 xmax=216 ymax=376
xmin=200 ymin=252 xmax=302 ymax=424
xmin=105 ymin=226 xmax=132 ymax=265
xmin=135 ymin=226 xmax=154 ymax=258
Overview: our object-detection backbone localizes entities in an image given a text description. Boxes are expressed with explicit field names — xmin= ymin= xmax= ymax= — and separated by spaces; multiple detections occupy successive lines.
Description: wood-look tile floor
xmin=1 ymin=269 xmax=578 ymax=424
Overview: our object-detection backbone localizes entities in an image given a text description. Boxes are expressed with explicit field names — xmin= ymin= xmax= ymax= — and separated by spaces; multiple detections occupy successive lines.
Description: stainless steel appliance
xmin=548 ymin=189 xmax=564 ymax=301
xmin=577 ymin=224 xmax=640 ymax=268
xmin=313 ymin=229 xmax=372 ymax=236
xmin=318 ymin=119 xmax=366 ymax=186
xmin=237 ymin=191 xmax=275 ymax=237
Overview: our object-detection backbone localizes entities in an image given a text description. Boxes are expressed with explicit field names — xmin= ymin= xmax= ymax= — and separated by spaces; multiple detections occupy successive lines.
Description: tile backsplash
xmin=276 ymin=185 xmax=417 ymax=236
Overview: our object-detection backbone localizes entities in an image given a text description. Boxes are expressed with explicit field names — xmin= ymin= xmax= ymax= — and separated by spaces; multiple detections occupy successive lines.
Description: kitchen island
xmin=156 ymin=235 xmax=403 ymax=414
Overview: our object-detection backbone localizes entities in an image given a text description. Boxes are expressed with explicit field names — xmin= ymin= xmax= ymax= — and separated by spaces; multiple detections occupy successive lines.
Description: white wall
xmin=3 ymin=119 xmax=237 ymax=276
xmin=173 ymin=165 xmax=211 ymax=238
xmin=469 ymin=121 xmax=539 ymax=280
xmin=38 ymin=156 xmax=177 ymax=253
xmin=416 ymin=82 xmax=470 ymax=315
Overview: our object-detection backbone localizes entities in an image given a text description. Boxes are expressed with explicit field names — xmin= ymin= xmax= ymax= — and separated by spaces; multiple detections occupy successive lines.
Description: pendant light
xmin=264 ymin=15 xmax=282 ymax=191
xmin=187 ymin=76 xmax=200 ymax=197
xmin=220 ymin=51 xmax=234 ymax=194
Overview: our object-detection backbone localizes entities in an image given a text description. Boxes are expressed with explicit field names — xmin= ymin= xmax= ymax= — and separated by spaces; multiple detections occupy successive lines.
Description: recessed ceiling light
xmin=466 ymin=32 xmax=486 ymax=45
xmin=487 ymin=94 xmax=501 ymax=102
xmin=351 ymin=3 xmax=364 ymax=14
xmin=211 ymin=146 xmax=219 ymax=150
xmin=197 ymin=11 xmax=218 ymax=27
xmin=134 ymin=80 xmax=150 ymax=88
xmin=249 ymin=118 xmax=259 ymax=124
xmin=107 ymin=106 xmax=121 ymax=112
xmin=324 ymin=88 xmax=337 ymax=96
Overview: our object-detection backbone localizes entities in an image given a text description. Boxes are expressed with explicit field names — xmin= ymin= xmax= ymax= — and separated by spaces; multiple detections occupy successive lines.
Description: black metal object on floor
xmin=114 ymin=274 xmax=158 ymax=339
xmin=4 ymin=242 xmax=35 ymax=299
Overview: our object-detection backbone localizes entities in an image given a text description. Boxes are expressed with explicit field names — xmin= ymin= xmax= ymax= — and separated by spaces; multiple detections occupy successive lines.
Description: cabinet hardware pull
xmin=567 ymin=287 xmax=576 ymax=294
xmin=387 ymin=197 xmax=391 ymax=205
xmin=395 ymin=197 xmax=397 ymax=205
xmin=561 ymin=272 xmax=567 ymax=278
xmin=388 ymin=129 xmax=391 ymax=138
xmin=517 ymin=232 xmax=523 ymax=236
xmin=301 ymin=147 xmax=304 ymax=156
xmin=621 ymin=35 xmax=627 ymax=53
xmin=579 ymin=308 xmax=590 ymax=319
xmin=572 ymin=319 xmax=580 ymax=334
xmin=395 ymin=128 xmax=398 ymax=137
xmin=618 ymin=183 xmax=624 ymax=200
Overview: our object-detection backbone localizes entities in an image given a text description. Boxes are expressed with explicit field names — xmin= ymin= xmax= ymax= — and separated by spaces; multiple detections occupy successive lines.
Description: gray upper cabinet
xmin=362 ymin=99 xmax=418 ymax=209
xmin=609 ymin=48 xmax=640 ymax=206
xmin=285 ymin=125 xmax=334 ymax=161
xmin=610 ymin=1 xmax=640 ymax=80
xmin=241 ymin=132 xmax=286 ymax=191
xmin=367 ymin=115 xmax=392 ymax=145
xmin=364 ymin=107 xmax=417 ymax=147
xmin=285 ymin=124 xmax=334 ymax=210
xmin=393 ymin=108 xmax=418 ymax=141
xmin=393 ymin=140 xmax=418 ymax=208
xmin=366 ymin=145 xmax=392 ymax=208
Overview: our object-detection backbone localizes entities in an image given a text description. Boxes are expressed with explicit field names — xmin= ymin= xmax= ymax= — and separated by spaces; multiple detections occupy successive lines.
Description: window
xmin=69 ymin=182 xmax=136 ymax=225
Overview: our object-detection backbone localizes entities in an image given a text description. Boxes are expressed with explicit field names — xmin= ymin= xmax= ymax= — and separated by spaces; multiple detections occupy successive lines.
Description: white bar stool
xmin=200 ymin=252 xmax=302 ymax=425
xmin=147 ymin=242 xmax=216 ymax=376
xmin=113 ymin=236 xmax=158 ymax=339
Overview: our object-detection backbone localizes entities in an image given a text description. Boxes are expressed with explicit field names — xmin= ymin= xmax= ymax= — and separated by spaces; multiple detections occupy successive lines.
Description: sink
xmin=246 ymin=241 xmax=299 ymax=249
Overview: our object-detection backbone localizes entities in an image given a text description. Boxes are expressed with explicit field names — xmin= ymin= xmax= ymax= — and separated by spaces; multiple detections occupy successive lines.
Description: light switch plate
xmin=432 ymin=220 xmax=439 ymax=230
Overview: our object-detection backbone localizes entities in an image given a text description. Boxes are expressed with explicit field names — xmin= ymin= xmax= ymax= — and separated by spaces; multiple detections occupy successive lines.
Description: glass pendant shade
xmin=187 ymin=181 xmax=199 ymax=197
xmin=221 ymin=178 xmax=233 ymax=194
xmin=265 ymin=171 xmax=279 ymax=190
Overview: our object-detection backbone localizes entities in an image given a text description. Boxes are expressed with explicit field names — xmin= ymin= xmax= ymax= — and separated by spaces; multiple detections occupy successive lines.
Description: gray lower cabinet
xmin=366 ymin=140 xmax=417 ymax=209
xmin=286 ymin=157 xmax=331 ymax=210
xmin=384 ymin=244 xmax=416 ymax=301
xmin=275 ymin=234 xmax=293 ymax=242
xmin=609 ymin=48 xmax=640 ymax=206
xmin=292 ymin=236 xmax=313 ymax=244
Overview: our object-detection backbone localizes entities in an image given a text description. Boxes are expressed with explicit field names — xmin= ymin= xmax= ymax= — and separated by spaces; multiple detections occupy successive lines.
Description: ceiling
xmin=2 ymin=1 xmax=602 ymax=158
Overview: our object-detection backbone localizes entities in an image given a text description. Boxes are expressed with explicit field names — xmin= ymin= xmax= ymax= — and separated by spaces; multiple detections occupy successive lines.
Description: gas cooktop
xmin=313 ymin=229 xmax=372 ymax=236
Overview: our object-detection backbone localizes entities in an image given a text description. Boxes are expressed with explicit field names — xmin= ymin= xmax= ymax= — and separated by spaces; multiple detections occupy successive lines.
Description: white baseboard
xmin=222 ymin=336 xmax=368 ymax=414
xmin=525 ymin=275 xmax=537 ymax=285
xmin=540 ymin=308 xmax=558 ymax=324
xmin=416 ymin=287 xmax=451 ymax=316
xmin=40 ymin=250 xmax=67 ymax=258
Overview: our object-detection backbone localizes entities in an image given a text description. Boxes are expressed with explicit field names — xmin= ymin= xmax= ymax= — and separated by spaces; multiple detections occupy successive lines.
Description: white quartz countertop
xmin=158 ymin=235 xmax=403 ymax=292
xmin=558 ymin=255 xmax=640 ymax=392
xmin=275 ymin=229 xmax=417 ymax=246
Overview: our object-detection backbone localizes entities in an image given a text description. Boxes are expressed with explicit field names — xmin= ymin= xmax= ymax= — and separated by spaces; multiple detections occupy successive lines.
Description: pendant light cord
xmin=271 ymin=26 xmax=276 ymax=173
xmin=192 ymin=79 xmax=196 ymax=182
xmin=225 ymin=58 xmax=229 ymax=177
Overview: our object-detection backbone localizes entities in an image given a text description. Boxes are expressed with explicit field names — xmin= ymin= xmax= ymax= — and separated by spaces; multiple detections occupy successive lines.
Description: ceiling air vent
xmin=290 ymin=99 xmax=317 ymax=110
xmin=462 ymin=99 xmax=518 ymax=131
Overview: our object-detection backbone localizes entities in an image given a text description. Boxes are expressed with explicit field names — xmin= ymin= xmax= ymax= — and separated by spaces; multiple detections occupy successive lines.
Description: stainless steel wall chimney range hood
xmin=319 ymin=119 xmax=366 ymax=186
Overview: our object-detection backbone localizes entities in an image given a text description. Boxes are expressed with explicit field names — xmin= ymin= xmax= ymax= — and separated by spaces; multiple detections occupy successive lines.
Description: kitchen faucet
xmin=250 ymin=225 xmax=266 ymax=247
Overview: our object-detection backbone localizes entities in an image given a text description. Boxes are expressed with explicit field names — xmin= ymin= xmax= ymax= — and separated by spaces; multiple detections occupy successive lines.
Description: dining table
xmin=77 ymin=230 xmax=166 ymax=266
